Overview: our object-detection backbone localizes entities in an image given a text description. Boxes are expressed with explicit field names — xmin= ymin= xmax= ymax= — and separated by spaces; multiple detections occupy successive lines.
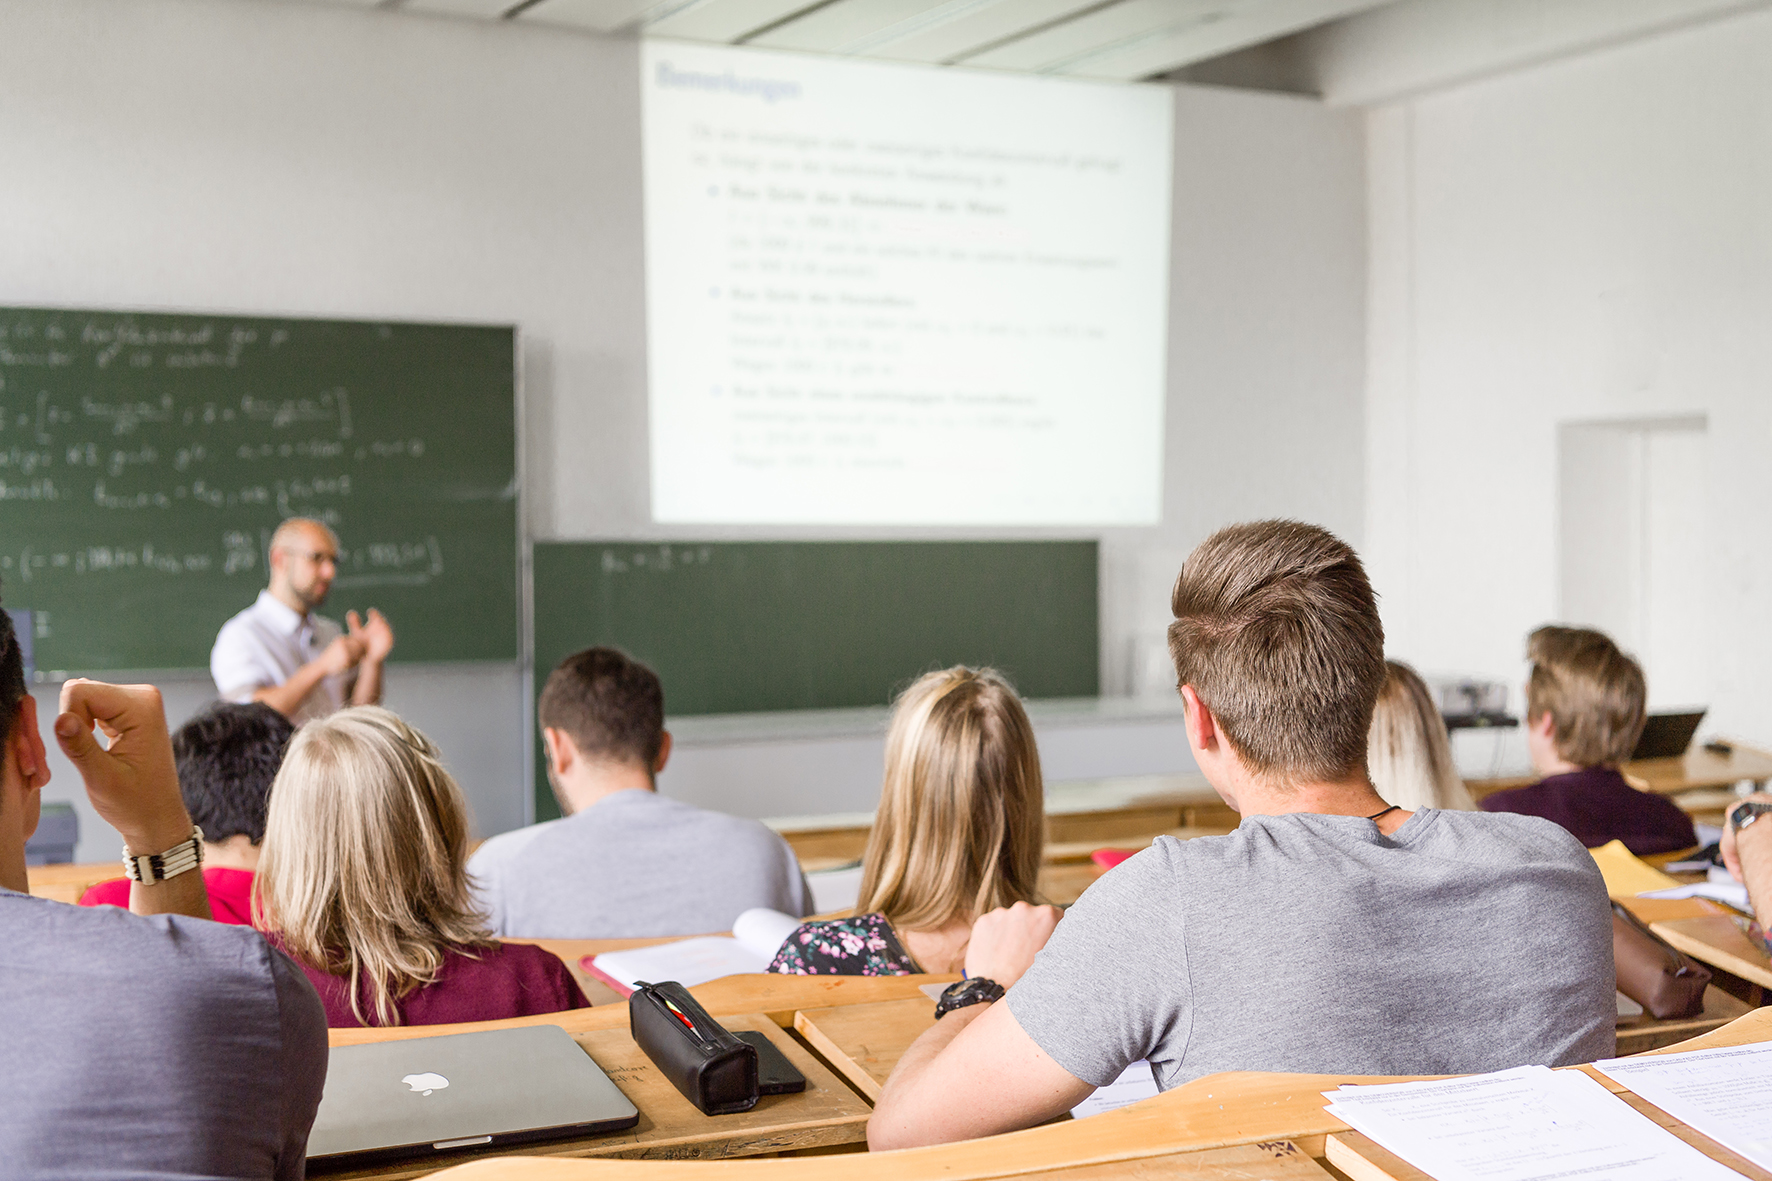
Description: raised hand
xmin=964 ymin=901 xmax=1063 ymax=987
xmin=348 ymin=608 xmax=395 ymax=663
xmin=54 ymin=680 xmax=190 ymax=856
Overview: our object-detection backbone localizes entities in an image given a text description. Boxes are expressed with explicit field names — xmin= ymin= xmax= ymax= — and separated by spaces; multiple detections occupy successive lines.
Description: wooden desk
xmin=328 ymin=975 xmax=961 ymax=1049
xmin=509 ymin=937 xmax=722 ymax=1008
xmin=1613 ymin=984 xmax=1755 ymax=1055
xmin=794 ymin=996 xmax=935 ymax=1101
xmin=318 ymin=1015 xmax=870 ymax=1179
xmin=1627 ymin=743 xmax=1772 ymax=796
xmin=24 ymin=860 xmax=123 ymax=903
xmin=424 ymin=1009 xmax=1772 ymax=1181
xmin=1652 ymin=914 xmax=1772 ymax=991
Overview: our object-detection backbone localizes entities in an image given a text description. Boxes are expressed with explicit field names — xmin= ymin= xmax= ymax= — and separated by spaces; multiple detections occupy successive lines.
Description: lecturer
xmin=210 ymin=519 xmax=395 ymax=724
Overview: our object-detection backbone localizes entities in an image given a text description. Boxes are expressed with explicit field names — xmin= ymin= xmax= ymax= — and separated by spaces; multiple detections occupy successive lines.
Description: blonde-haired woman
xmin=1367 ymin=661 xmax=1476 ymax=813
xmin=769 ymin=666 xmax=1047 ymax=976
xmin=255 ymin=707 xmax=588 ymax=1027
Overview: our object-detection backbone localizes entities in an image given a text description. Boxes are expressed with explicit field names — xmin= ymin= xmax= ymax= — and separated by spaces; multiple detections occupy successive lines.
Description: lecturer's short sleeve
xmin=1005 ymin=845 xmax=1194 ymax=1089
xmin=210 ymin=617 xmax=274 ymax=701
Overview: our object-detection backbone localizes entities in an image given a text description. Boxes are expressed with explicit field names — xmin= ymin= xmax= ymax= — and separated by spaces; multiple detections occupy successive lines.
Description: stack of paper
xmin=1323 ymin=1065 xmax=1741 ymax=1180
xmin=1070 ymin=1061 xmax=1160 ymax=1119
xmin=1596 ymin=1043 xmax=1772 ymax=1173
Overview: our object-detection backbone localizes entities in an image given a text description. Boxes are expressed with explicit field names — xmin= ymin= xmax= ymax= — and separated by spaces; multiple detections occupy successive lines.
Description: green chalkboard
xmin=531 ymin=540 xmax=1098 ymax=820
xmin=0 ymin=307 xmax=517 ymax=672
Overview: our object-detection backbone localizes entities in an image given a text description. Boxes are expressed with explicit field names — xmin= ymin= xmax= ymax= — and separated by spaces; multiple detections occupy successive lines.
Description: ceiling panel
xmin=1049 ymin=0 xmax=1397 ymax=79
xmin=957 ymin=0 xmax=1234 ymax=71
xmin=640 ymin=0 xmax=832 ymax=42
xmin=516 ymin=0 xmax=678 ymax=32
xmin=401 ymin=0 xmax=524 ymax=16
xmin=748 ymin=0 xmax=968 ymax=52
xmin=860 ymin=0 xmax=1113 ymax=63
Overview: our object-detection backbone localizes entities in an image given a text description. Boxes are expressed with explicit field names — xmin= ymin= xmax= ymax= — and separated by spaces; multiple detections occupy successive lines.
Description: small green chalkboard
xmin=530 ymin=539 xmax=1098 ymax=820
xmin=0 ymin=307 xmax=517 ymax=672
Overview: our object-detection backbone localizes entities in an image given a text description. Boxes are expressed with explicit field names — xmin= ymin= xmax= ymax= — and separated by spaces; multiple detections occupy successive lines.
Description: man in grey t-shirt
xmin=0 ymin=605 xmax=326 ymax=1178
xmin=869 ymin=522 xmax=1614 ymax=1150
xmin=470 ymin=647 xmax=809 ymax=938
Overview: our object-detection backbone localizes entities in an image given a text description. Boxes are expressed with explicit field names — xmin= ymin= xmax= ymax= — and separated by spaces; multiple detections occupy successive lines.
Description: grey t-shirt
xmin=1008 ymin=809 xmax=1615 ymax=1090
xmin=469 ymin=789 xmax=813 ymax=938
xmin=0 ymin=887 xmax=328 ymax=1179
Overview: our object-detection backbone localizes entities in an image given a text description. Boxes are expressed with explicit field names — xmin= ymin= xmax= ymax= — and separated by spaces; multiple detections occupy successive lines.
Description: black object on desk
xmin=1632 ymin=710 xmax=1707 ymax=760
xmin=631 ymin=980 xmax=759 ymax=1115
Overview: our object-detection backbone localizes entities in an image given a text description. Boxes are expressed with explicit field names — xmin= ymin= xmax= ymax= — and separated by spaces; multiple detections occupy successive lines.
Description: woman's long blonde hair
xmin=254 ymin=706 xmax=495 ymax=1026
xmin=1367 ymin=661 xmax=1476 ymax=812
xmin=856 ymin=667 xmax=1044 ymax=931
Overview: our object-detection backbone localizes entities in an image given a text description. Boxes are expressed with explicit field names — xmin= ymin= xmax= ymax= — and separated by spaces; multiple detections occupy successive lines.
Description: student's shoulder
xmin=469 ymin=818 xmax=565 ymax=870
xmin=656 ymin=795 xmax=791 ymax=845
xmin=1432 ymin=806 xmax=1592 ymax=856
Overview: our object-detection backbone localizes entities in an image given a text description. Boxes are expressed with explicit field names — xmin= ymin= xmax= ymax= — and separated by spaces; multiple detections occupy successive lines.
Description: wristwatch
xmin=934 ymin=976 xmax=1005 ymax=1020
xmin=1730 ymin=802 xmax=1772 ymax=833
xmin=121 ymin=826 xmax=205 ymax=884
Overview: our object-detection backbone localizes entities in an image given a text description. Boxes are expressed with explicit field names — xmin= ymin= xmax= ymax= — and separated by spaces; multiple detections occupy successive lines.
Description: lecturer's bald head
xmin=269 ymin=519 xmax=340 ymax=612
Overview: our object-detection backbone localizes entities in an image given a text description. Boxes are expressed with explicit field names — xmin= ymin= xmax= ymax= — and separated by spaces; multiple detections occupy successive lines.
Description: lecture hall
xmin=4 ymin=0 xmax=1772 ymax=1178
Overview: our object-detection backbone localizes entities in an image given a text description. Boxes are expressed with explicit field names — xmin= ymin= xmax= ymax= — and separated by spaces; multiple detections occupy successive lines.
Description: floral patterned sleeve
xmin=767 ymin=914 xmax=919 ymax=976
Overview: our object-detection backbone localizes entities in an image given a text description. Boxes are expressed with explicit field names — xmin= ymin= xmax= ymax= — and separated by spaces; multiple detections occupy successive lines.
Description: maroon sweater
xmin=266 ymin=934 xmax=590 ymax=1028
xmin=1480 ymin=766 xmax=1697 ymax=855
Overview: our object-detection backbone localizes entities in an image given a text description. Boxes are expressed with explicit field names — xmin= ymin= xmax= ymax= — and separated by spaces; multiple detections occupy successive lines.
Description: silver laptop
xmin=306 ymin=1025 xmax=639 ymax=1171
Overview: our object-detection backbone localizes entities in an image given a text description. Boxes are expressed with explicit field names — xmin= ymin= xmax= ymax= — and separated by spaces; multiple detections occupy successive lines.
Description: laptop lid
xmin=1630 ymin=710 xmax=1707 ymax=761
xmin=306 ymin=1024 xmax=638 ymax=1170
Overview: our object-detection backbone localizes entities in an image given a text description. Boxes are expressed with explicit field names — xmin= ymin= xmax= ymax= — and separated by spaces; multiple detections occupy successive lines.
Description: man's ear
xmin=1179 ymin=685 xmax=1218 ymax=756
xmin=541 ymin=727 xmax=575 ymax=777
xmin=11 ymin=696 xmax=50 ymax=793
xmin=653 ymin=731 xmax=672 ymax=776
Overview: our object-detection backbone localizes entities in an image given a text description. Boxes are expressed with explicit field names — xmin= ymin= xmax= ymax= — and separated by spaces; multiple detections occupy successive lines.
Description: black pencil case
xmin=629 ymin=980 xmax=759 ymax=1115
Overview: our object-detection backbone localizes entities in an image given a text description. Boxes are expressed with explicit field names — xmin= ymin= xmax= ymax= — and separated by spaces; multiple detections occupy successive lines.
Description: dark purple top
xmin=1480 ymin=766 xmax=1697 ymax=855
xmin=267 ymin=934 xmax=590 ymax=1028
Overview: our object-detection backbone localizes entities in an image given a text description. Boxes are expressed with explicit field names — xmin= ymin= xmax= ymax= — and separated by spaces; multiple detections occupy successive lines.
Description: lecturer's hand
xmin=54 ymin=680 xmax=191 ymax=856
xmin=965 ymin=901 xmax=1062 ymax=988
xmin=348 ymin=608 xmax=395 ymax=663
xmin=318 ymin=633 xmax=367 ymax=678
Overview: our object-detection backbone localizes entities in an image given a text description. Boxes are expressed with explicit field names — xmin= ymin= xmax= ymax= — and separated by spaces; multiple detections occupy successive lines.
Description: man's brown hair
xmin=1168 ymin=520 xmax=1386 ymax=784
xmin=538 ymin=647 xmax=665 ymax=768
xmin=1525 ymin=626 xmax=1646 ymax=767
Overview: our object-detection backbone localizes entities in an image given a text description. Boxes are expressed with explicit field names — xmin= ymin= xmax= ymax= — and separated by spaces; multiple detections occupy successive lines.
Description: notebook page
xmin=1597 ymin=1042 xmax=1772 ymax=1172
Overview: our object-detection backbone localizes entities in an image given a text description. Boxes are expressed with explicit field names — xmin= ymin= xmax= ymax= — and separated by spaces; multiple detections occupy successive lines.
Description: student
xmin=255 ymin=706 xmax=589 ymax=1027
xmin=1480 ymin=626 xmax=1696 ymax=855
xmin=79 ymin=701 xmax=294 ymax=923
xmin=769 ymin=666 xmax=1044 ymax=976
xmin=469 ymin=647 xmax=810 ymax=938
xmin=868 ymin=521 xmax=1615 ymax=1150
xmin=1722 ymin=793 xmax=1771 ymax=954
xmin=0 ymin=607 xmax=326 ymax=1177
xmin=1367 ymin=660 xmax=1476 ymax=813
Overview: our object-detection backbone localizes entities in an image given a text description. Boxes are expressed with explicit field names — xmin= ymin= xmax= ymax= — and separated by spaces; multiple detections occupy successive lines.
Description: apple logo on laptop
xmin=401 ymin=1072 xmax=450 ymax=1097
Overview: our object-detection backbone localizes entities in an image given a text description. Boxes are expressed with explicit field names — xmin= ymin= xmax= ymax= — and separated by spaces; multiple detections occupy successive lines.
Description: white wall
xmin=0 ymin=0 xmax=1366 ymax=857
xmin=1364 ymin=7 xmax=1772 ymax=750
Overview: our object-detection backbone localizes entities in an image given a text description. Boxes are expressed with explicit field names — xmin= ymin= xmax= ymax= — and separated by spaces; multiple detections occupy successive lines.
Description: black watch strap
xmin=934 ymin=977 xmax=1005 ymax=1019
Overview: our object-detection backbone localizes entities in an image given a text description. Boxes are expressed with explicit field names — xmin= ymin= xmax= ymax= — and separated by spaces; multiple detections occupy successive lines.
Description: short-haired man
xmin=1481 ymin=626 xmax=1696 ymax=855
xmin=211 ymin=517 xmax=395 ymax=723
xmin=79 ymin=701 xmax=295 ymax=924
xmin=869 ymin=521 xmax=1614 ymax=1150
xmin=469 ymin=647 xmax=811 ymax=938
xmin=0 ymin=602 xmax=326 ymax=1176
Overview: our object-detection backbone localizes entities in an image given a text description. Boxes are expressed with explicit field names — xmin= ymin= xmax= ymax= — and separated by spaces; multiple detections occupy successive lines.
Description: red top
xmin=79 ymin=867 xmax=258 ymax=925
xmin=264 ymin=933 xmax=590 ymax=1028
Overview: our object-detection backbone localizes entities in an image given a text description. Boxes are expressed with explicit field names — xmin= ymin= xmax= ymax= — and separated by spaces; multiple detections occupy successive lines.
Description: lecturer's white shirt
xmin=210 ymin=590 xmax=352 ymax=725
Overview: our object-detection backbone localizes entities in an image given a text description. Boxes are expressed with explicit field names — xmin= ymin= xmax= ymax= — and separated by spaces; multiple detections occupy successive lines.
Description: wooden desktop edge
xmin=412 ymin=1008 xmax=1772 ymax=1180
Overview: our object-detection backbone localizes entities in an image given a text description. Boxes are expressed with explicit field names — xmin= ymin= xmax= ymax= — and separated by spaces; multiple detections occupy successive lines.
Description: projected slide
xmin=642 ymin=42 xmax=1172 ymax=526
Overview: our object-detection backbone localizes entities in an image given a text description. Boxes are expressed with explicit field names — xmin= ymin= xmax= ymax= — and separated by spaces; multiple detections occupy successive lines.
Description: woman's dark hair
xmin=173 ymin=702 xmax=296 ymax=844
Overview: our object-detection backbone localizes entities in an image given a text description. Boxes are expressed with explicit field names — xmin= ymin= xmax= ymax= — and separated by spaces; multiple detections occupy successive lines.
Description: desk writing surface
xmin=423 ymin=1010 xmax=1772 ymax=1181
xmin=1627 ymin=743 xmax=1772 ymax=795
xmin=327 ymin=975 xmax=960 ymax=1048
xmin=23 ymin=860 xmax=122 ymax=903
xmin=1652 ymin=915 xmax=1772 ymax=990
xmin=319 ymin=1014 xmax=868 ymax=1180
xmin=1613 ymin=985 xmax=1755 ymax=1056
xmin=793 ymin=997 xmax=935 ymax=1101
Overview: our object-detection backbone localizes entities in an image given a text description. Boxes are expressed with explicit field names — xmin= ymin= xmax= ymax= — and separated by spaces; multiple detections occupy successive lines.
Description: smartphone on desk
xmin=733 ymin=1030 xmax=806 ymax=1095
